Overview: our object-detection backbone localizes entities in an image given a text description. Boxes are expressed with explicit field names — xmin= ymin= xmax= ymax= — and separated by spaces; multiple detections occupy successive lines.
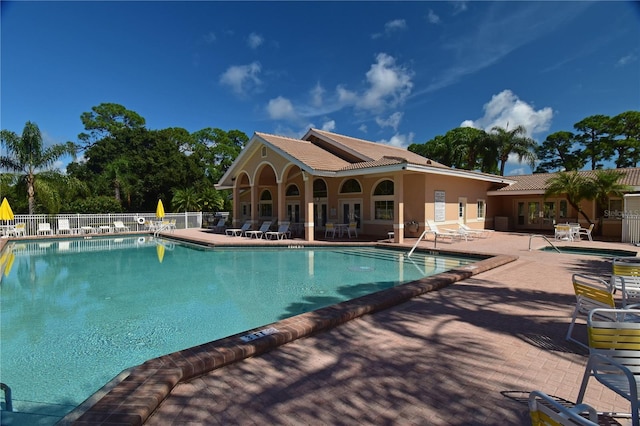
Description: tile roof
xmin=255 ymin=132 xmax=351 ymax=171
xmin=495 ymin=168 xmax=640 ymax=192
xmin=308 ymin=128 xmax=449 ymax=169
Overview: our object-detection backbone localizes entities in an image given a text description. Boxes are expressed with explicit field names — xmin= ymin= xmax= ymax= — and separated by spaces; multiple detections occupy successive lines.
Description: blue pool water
xmin=0 ymin=236 xmax=476 ymax=419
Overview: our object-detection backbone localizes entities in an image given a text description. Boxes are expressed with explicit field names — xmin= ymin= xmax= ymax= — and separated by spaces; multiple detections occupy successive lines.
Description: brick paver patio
xmin=68 ymin=229 xmax=637 ymax=425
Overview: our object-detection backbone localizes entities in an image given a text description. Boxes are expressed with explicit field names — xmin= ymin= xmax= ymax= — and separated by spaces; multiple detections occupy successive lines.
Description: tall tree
xmin=0 ymin=121 xmax=75 ymax=213
xmin=77 ymin=103 xmax=146 ymax=148
xmin=535 ymin=131 xmax=585 ymax=172
xmin=489 ymin=124 xmax=538 ymax=176
xmin=574 ymin=114 xmax=612 ymax=170
xmin=608 ymin=111 xmax=640 ymax=168
xmin=191 ymin=128 xmax=247 ymax=182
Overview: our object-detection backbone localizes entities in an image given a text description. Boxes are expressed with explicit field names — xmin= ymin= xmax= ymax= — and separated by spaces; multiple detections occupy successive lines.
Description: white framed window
xmin=477 ymin=200 xmax=486 ymax=219
xmin=261 ymin=146 xmax=267 ymax=157
xmin=372 ymin=179 xmax=394 ymax=220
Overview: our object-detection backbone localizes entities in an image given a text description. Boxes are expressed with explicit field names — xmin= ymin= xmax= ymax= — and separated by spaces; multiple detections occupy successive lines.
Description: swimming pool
xmin=0 ymin=236 xmax=477 ymax=421
xmin=539 ymin=246 xmax=638 ymax=257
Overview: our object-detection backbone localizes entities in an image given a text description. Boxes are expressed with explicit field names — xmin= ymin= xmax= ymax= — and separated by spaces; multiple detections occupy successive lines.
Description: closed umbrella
xmin=156 ymin=200 xmax=165 ymax=219
xmin=0 ymin=198 xmax=14 ymax=221
xmin=0 ymin=198 xmax=15 ymax=236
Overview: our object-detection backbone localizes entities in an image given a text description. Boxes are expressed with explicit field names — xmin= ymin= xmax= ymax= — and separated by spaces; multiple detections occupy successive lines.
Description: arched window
xmin=373 ymin=180 xmax=394 ymax=220
xmin=286 ymin=184 xmax=300 ymax=197
xmin=259 ymin=190 xmax=272 ymax=218
xmin=373 ymin=180 xmax=394 ymax=196
xmin=340 ymin=179 xmax=362 ymax=194
xmin=313 ymin=179 xmax=327 ymax=198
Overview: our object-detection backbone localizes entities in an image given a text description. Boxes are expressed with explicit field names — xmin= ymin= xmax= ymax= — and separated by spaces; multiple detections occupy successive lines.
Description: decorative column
xmin=394 ymin=173 xmax=404 ymax=244
xmin=303 ymin=171 xmax=314 ymax=241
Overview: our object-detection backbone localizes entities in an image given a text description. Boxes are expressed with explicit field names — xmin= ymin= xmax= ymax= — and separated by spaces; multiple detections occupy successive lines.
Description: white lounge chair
xmin=37 ymin=223 xmax=53 ymax=235
xmin=245 ymin=221 xmax=272 ymax=239
xmin=426 ymin=220 xmax=466 ymax=242
xmin=113 ymin=221 xmax=130 ymax=233
xmin=225 ymin=221 xmax=252 ymax=237
xmin=265 ymin=222 xmax=291 ymax=240
xmin=57 ymin=219 xmax=74 ymax=235
xmin=459 ymin=223 xmax=493 ymax=238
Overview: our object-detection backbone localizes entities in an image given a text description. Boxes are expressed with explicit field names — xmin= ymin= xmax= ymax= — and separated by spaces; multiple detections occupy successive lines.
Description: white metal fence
xmin=4 ymin=212 xmax=203 ymax=236
xmin=622 ymin=215 xmax=640 ymax=244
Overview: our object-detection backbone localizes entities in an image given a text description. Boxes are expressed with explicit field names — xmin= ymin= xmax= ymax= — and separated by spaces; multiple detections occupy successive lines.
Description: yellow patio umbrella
xmin=0 ymin=198 xmax=14 ymax=221
xmin=156 ymin=199 xmax=165 ymax=219
xmin=156 ymin=244 xmax=165 ymax=263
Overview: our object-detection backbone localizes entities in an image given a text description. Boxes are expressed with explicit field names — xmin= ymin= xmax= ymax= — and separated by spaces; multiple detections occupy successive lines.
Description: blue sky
xmin=2 ymin=1 xmax=639 ymax=175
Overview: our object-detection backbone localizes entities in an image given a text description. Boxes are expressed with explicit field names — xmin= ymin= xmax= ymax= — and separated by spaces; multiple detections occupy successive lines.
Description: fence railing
xmin=3 ymin=212 xmax=203 ymax=236
xmin=622 ymin=215 xmax=640 ymax=244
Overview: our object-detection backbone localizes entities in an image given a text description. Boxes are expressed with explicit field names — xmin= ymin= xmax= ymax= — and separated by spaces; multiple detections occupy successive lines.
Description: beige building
xmin=216 ymin=129 xmax=512 ymax=243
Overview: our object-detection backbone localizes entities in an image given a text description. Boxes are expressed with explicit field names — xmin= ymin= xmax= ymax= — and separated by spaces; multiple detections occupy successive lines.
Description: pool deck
xmin=61 ymin=229 xmax=638 ymax=425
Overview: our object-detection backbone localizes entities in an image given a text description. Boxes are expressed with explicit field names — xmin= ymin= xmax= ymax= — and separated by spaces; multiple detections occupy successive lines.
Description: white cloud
xmin=321 ymin=120 xmax=336 ymax=131
xmin=451 ymin=1 xmax=468 ymax=15
xmin=385 ymin=19 xmax=407 ymax=32
xmin=247 ymin=32 xmax=264 ymax=49
xmin=375 ymin=112 xmax=403 ymax=131
xmin=507 ymin=167 xmax=527 ymax=176
xmin=203 ymin=32 xmax=216 ymax=44
xmin=357 ymin=53 xmax=413 ymax=111
xmin=426 ymin=10 xmax=440 ymax=24
xmin=372 ymin=19 xmax=407 ymax=39
xmin=617 ymin=52 xmax=638 ymax=67
xmin=460 ymin=89 xmax=553 ymax=138
xmin=359 ymin=124 xmax=368 ymax=133
xmin=310 ymin=83 xmax=325 ymax=108
xmin=378 ymin=132 xmax=415 ymax=148
xmin=219 ymin=62 xmax=262 ymax=95
xmin=266 ymin=96 xmax=297 ymax=120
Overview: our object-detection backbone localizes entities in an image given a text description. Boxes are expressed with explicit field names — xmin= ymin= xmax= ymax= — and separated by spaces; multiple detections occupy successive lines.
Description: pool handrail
xmin=529 ymin=234 xmax=561 ymax=253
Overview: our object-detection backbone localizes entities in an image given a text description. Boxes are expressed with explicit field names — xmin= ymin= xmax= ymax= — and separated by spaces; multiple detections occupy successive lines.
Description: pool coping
xmin=59 ymin=243 xmax=517 ymax=425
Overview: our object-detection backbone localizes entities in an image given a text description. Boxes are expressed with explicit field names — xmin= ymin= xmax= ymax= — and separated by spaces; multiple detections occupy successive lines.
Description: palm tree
xmin=490 ymin=124 xmax=537 ymax=176
xmin=545 ymin=171 xmax=594 ymax=225
xmin=590 ymin=169 xmax=630 ymax=216
xmin=545 ymin=169 xmax=630 ymax=231
xmin=172 ymin=188 xmax=201 ymax=212
xmin=0 ymin=121 xmax=76 ymax=213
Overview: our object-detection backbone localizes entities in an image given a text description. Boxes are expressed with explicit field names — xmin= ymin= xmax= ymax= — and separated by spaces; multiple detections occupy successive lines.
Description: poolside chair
xmin=567 ymin=274 xmax=616 ymax=347
xmin=529 ymin=391 xmax=599 ymax=426
xmin=577 ymin=223 xmax=594 ymax=242
xmin=426 ymin=220 xmax=466 ymax=242
xmin=57 ymin=218 xmax=74 ymax=235
xmin=245 ymin=221 xmax=271 ymax=239
xmin=10 ymin=223 xmax=26 ymax=237
xmin=213 ymin=218 xmax=226 ymax=233
xmin=576 ymin=307 xmax=640 ymax=426
xmin=113 ymin=221 xmax=130 ymax=233
xmin=325 ymin=223 xmax=336 ymax=238
xmin=611 ymin=257 xmax=640 ymax=306
xmin=265 ymin=222 xmax=291 ymax=240
xmin=555 ymin=224 xmax=573 ymax=241
xmin=225 ymin=221 xmax=252 ymax=237
xmin=347 ymin=222 xmax=358 ymax=238
xmin=37 ymin=222 xmax=53 ymax=235
xmin=459 ymin=223 xmax=493 ymax=238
